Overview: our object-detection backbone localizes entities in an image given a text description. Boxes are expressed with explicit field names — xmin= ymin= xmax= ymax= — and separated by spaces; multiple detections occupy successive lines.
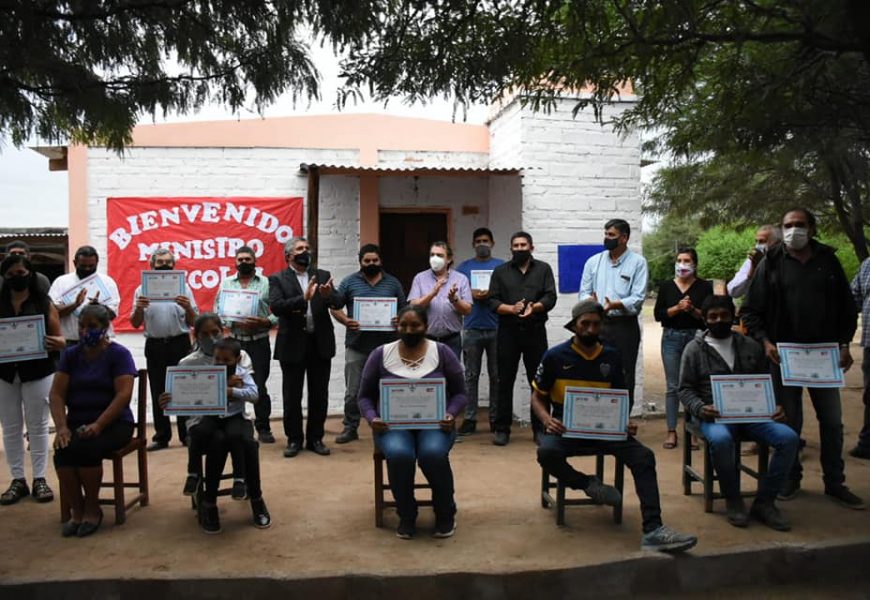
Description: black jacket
xmin=269 ymin=267 xmax=340 ymax=363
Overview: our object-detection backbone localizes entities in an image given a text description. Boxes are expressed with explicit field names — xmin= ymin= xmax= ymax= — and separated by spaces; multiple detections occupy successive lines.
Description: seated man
xmin=679 ymin=295 xmax=798 ymax=530
xmin=534 ymin=299 xmax=698 ymax=553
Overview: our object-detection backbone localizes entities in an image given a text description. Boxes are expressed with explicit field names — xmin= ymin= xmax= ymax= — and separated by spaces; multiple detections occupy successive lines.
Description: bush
xmin=694 ymin=227 xmax=756 ymax=282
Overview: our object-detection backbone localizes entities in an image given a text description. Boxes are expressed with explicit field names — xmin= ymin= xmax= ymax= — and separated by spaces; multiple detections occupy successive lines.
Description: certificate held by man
xmin=60 ymin=273 xmax=113 ymax=307
xmin=141 ymin=270 xmax=187 ymax=301
xmin=0 ymin=315 xmax=47 ymax=364
xmin=711 ymin=374 xmax=776 ymax=424
xmin=379 ymin=377 xmax=446 ymax=429
xmin=562 ymin=387 xmax=629 ymax=441
xmin=354 ymin=297 xmax=397 ymax=331
xmin=777 ymin=342 xmax=844 ymax=388
xmin=165 ymin=366 xmax=227 ymax=416
xmin=217 ymin=289 xmax=260 ymax=319
xmin=470 ymin=270 xmax=493 ymax=292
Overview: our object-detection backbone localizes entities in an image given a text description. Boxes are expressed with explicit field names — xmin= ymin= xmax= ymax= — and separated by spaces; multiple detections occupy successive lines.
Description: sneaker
xmin=258 ymin=430 xmax=276 ymax=444
xmin=825 ymin=485 xmax=866 ymax=510
xmin=396 ymin=518 xmax=416 ymax=539
xmin=231 ymin=479 xmax=247 ymax=501
xmin=777 ymin=480 xmax=800 ymax=501
xmin=849 ymin=446 xmax=870 ymax=460
xmin=641 ymin=525 xmax=698 ymax=553
xmin=0 ymin=478 xmax=29 ymax=505
xmin=251 ymin=497 xmax=271 ymax=529
xmin=584 ymin=476 xmax=621 ymax=507
xmin=433 ymin=517 xmax=456 ymax=538
xmin=182 ymin=474 xmax=200 ymax=497
xmin=31 ymin=478 xmax=54 ymax=503
xmin=458 ymin=420 xmax=477 ymax=436
xmin=335 ymin=428 xmax=359 ymax=444
xmin=725 ymin=497 xmax=749 ymax=528
xmin=201 ymin=504 xmax=221 ymax=534
xmin=750 ymin=500 xmax=791 ymax=531
xmin=492 ymin=431 xmax=510 ymax=446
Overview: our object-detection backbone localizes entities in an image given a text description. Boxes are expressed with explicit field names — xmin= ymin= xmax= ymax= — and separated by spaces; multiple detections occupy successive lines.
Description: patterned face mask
xmin=80 ymin=327 xmax=107 ymax=347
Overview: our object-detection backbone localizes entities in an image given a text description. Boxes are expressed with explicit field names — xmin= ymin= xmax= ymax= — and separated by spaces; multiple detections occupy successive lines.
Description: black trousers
xmin=188 ymin=414 xmax=252 ymax=480
xmin=145 ymin=334 xmax=192 ymax=443
xmin=600 ymin=316 xmax=640 ymax=411
xmin=494 ymin=323 xmax=548 ymax=434
xmin=240 ymin=336 xmax=273 ymax=433
xmin=193 ymin=416 xmax=261 ymax=502
xmin=280 ymin=333 xmax=331 ymax=445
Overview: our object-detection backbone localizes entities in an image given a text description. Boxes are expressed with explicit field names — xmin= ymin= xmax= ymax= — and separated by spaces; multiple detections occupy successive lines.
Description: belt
xmin=234 ymin=332 xmax=270 ymax=342
xmin=428 ymin=331 xmax=460 ymax=343
xmin=145 ymin=333 xmax=189 ymax=344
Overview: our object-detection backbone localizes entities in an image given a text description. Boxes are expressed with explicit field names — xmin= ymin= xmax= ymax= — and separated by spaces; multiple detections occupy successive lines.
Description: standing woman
xmin=50 ymin=304 xmax=138 ymax=537
xmin=358 ymin=305 xmax=467 ymax=539
xmin=0 ymin=255 xmax=66 ymax=505
xmin=654 ymin=248 xmax=713 ymax=449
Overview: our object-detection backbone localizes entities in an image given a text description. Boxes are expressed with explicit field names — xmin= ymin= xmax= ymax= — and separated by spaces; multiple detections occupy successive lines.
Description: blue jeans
xmin=375 ymin=429 xmax=457 ymax=521
xmin=461 ymin=329 xmax=498 ymax=422
xmin=661 ymin=328 xmax=698 ymax=430
xmin=699 ymin=420 xmax=799 ymax=502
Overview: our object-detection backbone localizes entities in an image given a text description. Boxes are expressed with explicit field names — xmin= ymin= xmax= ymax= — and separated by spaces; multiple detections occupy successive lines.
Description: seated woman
xmin=50 ymin=304 xmax=137 ymax=537
xmin=0 ymin=255 xmax=66 ymax=505
xmin=358 ymin=304 xmax=467 ymax=539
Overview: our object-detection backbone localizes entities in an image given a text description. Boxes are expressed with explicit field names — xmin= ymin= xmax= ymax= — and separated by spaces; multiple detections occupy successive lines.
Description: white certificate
xmin=353 ymin=297 xmax=398 ymax=331
xmin=0 ymin=315 xmax=47 ymax=364
xmin=379 ymin=378 xmax=446 ymax=430
xmin=60 ymin=273 xmax=114 ymax=307
xmin=141 ymin=270 xmax=187 ymax=301
xmin=562 ymin=387 xmax=629 ymax=441
xmin=777 ymin=342 xmax=844 ymax=388
xmin=165 ymin=366 xmax=228 ymax=416
xmin=217 ymin=289 xmax=259 ymax=319
xmin=711 ymin=374 xmax=776 ymax=423
xmin=470 ymin=270 xmax=493 ymax=291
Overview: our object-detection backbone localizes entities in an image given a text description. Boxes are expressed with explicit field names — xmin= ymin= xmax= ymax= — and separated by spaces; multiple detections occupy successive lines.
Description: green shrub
xmin=694 ymin=226 xmax=756 ymax=282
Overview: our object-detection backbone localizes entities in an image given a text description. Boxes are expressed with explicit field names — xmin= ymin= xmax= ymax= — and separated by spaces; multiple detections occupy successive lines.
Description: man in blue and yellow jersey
xmin=533 ymin=299 xmax=698 ymax=553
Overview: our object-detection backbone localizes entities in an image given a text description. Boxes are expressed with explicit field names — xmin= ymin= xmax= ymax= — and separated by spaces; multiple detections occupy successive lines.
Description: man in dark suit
xmin=269 ymin=237 xmax=340 ymax=458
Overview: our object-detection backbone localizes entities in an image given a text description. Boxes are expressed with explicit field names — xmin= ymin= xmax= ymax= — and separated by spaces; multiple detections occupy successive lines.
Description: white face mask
xmin=783 ymin=227 xmax=809 ymax=250
xmin=675 ymin=263 xmax=695 ymax=278
xmin=755 ymin=243 xmax=767 ymax=254
xmin=429 ymin=255 xmax=446 ymax=272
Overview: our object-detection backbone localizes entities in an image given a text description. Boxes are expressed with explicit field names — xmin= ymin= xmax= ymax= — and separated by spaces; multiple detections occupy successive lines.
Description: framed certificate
xmin=777 ymin=342 xmax=844 ymax=388
xmin=60 ymin=273 xmax=113 ymax=306
xmin=141 ymin=270 xmax=187 ymax=301
xmin=379 ymin=377 xmax=446 ymax=430
xmin=165 ymin=366 xmax=228 ymax=416
xmin=0 ymin=315 xmax=47 ymax=364
xmin=353 ymin=297 xmax=398 ymax=331
xmin=562 ymin=387 xmax=629 ymax=441
xmin=711 ymin=374 xmax=776 ymax=423
xmin=217 ymin=289 xmax=259 ymax=319
xmin=470 ymin=270 xmax=493 ymax=291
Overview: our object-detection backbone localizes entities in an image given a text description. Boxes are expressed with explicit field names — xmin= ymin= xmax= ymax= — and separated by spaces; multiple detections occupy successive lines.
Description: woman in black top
xmin=653 ymin=248 xmax=713 ymax=449
xmin=0 ymin=255 xmax=65 ymax=505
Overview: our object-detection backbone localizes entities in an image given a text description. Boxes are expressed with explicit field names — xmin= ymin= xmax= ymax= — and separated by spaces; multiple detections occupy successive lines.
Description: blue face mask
xmin=80 ymin=327 xmax=107 ymax=347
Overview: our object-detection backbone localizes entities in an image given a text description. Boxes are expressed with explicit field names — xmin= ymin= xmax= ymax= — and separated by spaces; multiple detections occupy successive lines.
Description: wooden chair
xmin=541 ymin=452 xmax=625 ymax=526
xmin=682 ymin=419 xmax=769 ymax=512
xmin=374 ymin=450 xmax=433 ymax=528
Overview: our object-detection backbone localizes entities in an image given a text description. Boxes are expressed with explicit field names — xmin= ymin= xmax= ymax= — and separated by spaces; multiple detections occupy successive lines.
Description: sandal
xmin=31 ymin=478 xmax=54 ymax=503
xmin=0 ymin=479 xmax=30 ymax=505
xmin=663 ymin=432 xmax=678 ymax=450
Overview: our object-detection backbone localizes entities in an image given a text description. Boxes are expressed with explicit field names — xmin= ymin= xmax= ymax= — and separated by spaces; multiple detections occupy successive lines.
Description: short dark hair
xmin=472 ymin=227 xmax=494 ymax=243
xmin=431 ymin=241 xmax=452 ymax=258
xmin=397 ymin=304 xmax=429 ymax=327
xmin=782 ymin=207 xmax=817 ymax=230
xmin=510 ymin=231 xmax=533 ymax=245
xmin=676 ymin=247 xmax=698 ymax=265
xmin=193 ymin=312 xmax=223 ymax=338
xmin=214 ymin=337 xmax=242 ymax=357
xmin=5 ymin=240 xmax=30 ymax=254
xmin=235 ymin=246 xmax=256 ymax=259
xmin=74 ymin=245 xmax=99 ymax=261
xmin=358 ymin=243 xmax=381 ymax=263
xmin=701 ymin=295 xmax=735 ymax=318
xmin=604 ymin=219 xmax=631 ymax=238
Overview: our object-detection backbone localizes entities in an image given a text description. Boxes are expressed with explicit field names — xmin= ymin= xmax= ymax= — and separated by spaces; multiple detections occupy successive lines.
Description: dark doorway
xmin=379 ymin=211 xmax=449 ymax=294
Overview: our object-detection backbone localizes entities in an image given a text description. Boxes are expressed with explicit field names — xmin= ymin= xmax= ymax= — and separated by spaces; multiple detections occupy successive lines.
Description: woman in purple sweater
xmin=358 ymin=305 xmax=467 ymax=539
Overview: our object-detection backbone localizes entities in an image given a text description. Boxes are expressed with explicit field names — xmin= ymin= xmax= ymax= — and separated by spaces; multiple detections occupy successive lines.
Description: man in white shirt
xmin=726 ymin=225 xmax=780 ymax=298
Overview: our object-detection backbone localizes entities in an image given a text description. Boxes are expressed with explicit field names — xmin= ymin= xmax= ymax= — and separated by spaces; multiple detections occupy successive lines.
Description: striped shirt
xmin=334 ymin=271 xmax=407 ymax=353
xmin=216 ymin=272 xmax=277 ymax=337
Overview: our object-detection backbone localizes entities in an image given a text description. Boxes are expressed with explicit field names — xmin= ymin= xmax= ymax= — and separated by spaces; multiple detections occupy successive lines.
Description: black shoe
xmin=231 ymin=480 xmax=247 ymax=501
xmin=458 ymin=420 xmax=477 ymax=436
xmin=825 ymin=485 xmax=866 ymax=510
xmin=0 ymin=478 xmax=29 ymax=505
xmin=31 ymin=478 xmax=54 ymax=503
xmin=750 ymin=500 xmax=791 ymax=531
xmin=251 ymin=497 xmax=271 ymax=529
xmin=726 ymin=498 xmax=749 ymax=528
xmin=201 ymin=504 xmax=221 ymax=534
xmin=849 ymin=446 xmax=870 ymax=460
xmin=283 ymin=441 xmax=302 ymax=458
xmin=433 ymin=516 xmax=456 ymax=538
xmin=306 ymin=440 xmax=331 ymax=456
xmin=258 ymin=430 xmax=276 ymax=444
xmin=77 ymin=510 xmax=104 ymax=537
xmin=147 ymin=441 xmax=169 ymax=452
xmin=335 ymin=428 xmax=359 ymax=444
xmin=492 ymin=431 xmax=510 ymax=446
xmin=61 ymin=520 xmax=81 ymax=538
xmin=396 ymin=518 xmax=416 ymax=539
xmin=777 ymin=480 xmax=800 ymax=501
xmin=182 ymin=474 xmax=200 ymax=497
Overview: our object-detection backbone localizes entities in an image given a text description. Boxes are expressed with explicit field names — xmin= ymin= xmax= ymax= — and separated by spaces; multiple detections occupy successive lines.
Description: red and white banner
xmin=107 ymin=197 xmax=303 ymax=331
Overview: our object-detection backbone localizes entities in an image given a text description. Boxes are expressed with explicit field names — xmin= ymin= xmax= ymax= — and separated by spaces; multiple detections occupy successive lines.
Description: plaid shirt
xmin=215 ymin=273 xmax=278 ymax=336
xmin=851 ymin=258 xmax=870 ymax=347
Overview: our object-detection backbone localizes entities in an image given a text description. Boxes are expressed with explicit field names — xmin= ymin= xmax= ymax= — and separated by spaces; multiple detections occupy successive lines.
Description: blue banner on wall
xmin=558 ymin=244 xmax=603 ymax=294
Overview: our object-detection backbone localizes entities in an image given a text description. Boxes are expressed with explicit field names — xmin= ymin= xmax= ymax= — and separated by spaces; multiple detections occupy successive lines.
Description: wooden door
xmin=379 ymin=211 xmax=449 ymax=294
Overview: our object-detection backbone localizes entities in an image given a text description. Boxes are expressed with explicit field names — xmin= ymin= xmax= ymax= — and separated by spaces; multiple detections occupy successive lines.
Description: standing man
xmin=215 ymin=246 xmax=278 ymax=444
xmin=742 ymin=208 xmax=864 ymax=509
xmin=2 ymin=241 xmax=51 ymax=294
xmin=130 ymin=248 xmax=197 ymax=450
xmin=455 ymin=228 xmax=503 ymax=435
xmin=488 ymin=231 xmax=557 ymax=446
xmin=579 ymin=219 xmax=648 ymax=410
xmin=331 ymin=244 xmax=407 ymax=444
xmin=850 ymin=257 xmax=870 ymax=460
xmin=269 ymin=237 xmax=339 ymax=458
xmin=48 ymin=245 xmax=121 ymax=346
xmin=727 ymin=225 xmax=781 ymax=298
xmin=408 ymin=241 xmax=472 ymax=359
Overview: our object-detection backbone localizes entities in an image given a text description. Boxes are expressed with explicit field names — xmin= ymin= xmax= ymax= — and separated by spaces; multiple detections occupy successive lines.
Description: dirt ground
xmin=0 ymin=310 xmax=868 ymax=586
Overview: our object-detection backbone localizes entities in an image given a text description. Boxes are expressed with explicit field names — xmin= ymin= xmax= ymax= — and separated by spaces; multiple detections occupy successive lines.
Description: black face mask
xmin=603 ymin=238 xmax=619 ymax=251
xmin=237 ymin=263 xmax=255 ymax=276
xmin=511 ymin=250 xmax=531 ymax=266
xmin=154 ymin=264 xmax=173 ymax=271
xmin=362 ymin=264 xmax=382 ymax=277
xmin=6 ymin=274 xmax=31 ymax=291
xmin=76 ymin=267 xmax=96 ymax=279
xmin=578 ymin=333 xmax=599 ymax=347
xmin=707 ymin=321 xmax=732 ymax=339
xmin=400 ymin=332 xmax=425 ymax=348
xmin=475 ymin=244 xmax=492 ymax=259
xmin=293 ymin=251 xmax=311 ymax=267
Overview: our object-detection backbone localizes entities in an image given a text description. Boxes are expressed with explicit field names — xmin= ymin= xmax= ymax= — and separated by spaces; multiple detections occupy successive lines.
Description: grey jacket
xmin=678 ymin=330 xmax=767 ymax=420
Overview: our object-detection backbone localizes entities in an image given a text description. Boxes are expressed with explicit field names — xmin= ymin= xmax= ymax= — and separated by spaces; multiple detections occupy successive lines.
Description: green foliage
xmin=694 ymin=227 xmax=757 ymax=283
